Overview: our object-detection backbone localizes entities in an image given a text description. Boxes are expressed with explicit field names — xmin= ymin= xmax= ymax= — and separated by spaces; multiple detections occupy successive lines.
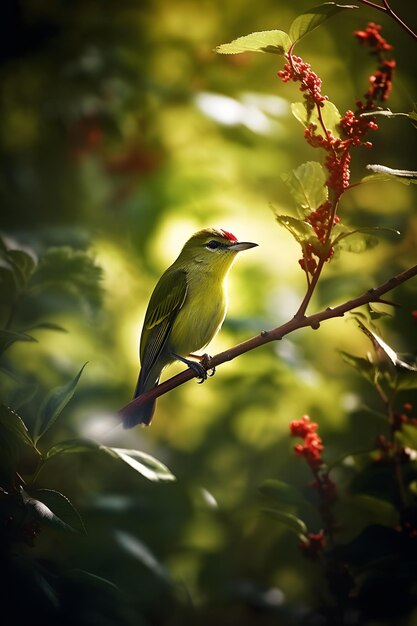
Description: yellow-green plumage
xmin=124 ymin=228 xmax=257 ymax=427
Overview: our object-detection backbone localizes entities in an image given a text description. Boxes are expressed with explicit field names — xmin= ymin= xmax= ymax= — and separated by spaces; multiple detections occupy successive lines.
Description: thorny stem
xmin=357 ymin=0 xmax=417 ymax=41
xmin=119 ymin=263 xmax=417 ymax=421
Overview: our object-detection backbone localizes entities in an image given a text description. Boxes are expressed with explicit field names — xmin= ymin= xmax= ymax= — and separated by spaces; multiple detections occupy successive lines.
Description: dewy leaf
xmin=363 ymin=164 xmax=417 ymax=185
xmin=23 ymin=489 xmax=86 ymax=534
xmin=34 ymin=363 xmax=88 ymax=442
xmin=282 ymin=161 xmax=327 ymax=213
xmin=215 ymin=30 xmax=291 ymax=55
xmin=275 ymin=214 xmax=315 ymax=244
xmin=291 ymin=100 xmax=341 ymax=136
xmin=289 ymin=2 xmax=358 ymax=44
xmin=106 ymin=447 xmax=175 ymax=482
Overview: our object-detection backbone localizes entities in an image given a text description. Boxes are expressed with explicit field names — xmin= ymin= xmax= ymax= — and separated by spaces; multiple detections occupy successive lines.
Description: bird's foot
xmin=198 ymin=353 xmax=216 ymax=378
xmin=174 ymin=353 xmax=215 ymax=383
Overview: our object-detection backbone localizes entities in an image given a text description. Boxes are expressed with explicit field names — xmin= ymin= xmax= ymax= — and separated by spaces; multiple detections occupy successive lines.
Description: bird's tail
xmin=122 ymin=370 xmax=159 ymax=428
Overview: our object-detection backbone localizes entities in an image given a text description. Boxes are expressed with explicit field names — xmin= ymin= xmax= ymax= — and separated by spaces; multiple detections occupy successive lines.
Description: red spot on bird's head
xmin=220 ymin=229 xmax=238 ymax=243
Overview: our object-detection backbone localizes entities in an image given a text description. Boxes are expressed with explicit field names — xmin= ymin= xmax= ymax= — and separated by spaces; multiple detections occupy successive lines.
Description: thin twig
xmin=357 ymin=0 xmax=417 ymax=41
xmin=119 ymin=263 xmax=417 ymax=421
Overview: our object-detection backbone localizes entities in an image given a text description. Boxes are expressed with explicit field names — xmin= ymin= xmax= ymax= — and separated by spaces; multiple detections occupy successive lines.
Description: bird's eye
xmin=206 ymin=240 xmax=221 ymax=250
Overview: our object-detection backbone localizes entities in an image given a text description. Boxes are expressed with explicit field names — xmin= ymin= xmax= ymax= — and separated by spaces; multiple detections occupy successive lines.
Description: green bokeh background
xmin=1 ymin=1 xmax=417 ymax=624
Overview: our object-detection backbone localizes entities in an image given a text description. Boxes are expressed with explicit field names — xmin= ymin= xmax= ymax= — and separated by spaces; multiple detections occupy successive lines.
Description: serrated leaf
xmin=282 ymin=161 xmax=327 ymax=213
xmin=23 ymin=489 xmax=86 ymax=534
xmin=363 ymin=164 xmax=417 ymax=185
xmin=291 ymin=100 xmax=341 ymax=137
xmin=289 ymin=2 xmax=358 ymax=44
xmin=34 ymin=363 xmax=88 ymax=442
xmin=215 ymin=30 xmax=291 ymax=55
xmin=276 ymin=214 xmax=315 ymax=244
xmin=261 ymin=508 xmax=307 ymax=536
xmin=106 ymin=447 xmax=175 ymax=482
xmin=259 ymin=479 xmax=310 ymax=508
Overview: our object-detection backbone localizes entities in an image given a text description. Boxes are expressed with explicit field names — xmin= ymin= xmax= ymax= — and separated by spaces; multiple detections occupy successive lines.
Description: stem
xmin=357 ymin=0 xmax=417 ymax=41
xmin=119 ymin=263 xmax=417 ymax=421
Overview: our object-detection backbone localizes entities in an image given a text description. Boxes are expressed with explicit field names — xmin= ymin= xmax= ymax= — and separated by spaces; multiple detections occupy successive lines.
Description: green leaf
xmin=45 ymin=438 xmax=176 ymax=482
xmin=275 ymin=214 xmax=315 ymax=244
xmin=360 ymin=108 xmax=417 ymax=126
xmin=0 ymin=329 xmax=37 ymax=353
xmin=332 ymin=226 xmax=400 ymax=253
xmin=7 ymin=249 xmax=37 ymax=286
xmin=23 ymin=489 xmax=86 ymax=534
xmin=215 ymin=30 xmax=291 ymax=55
xmin=397 ymin=423 xmax=417 ymax=451
xmin=29 ymin=247 xmax=103 ymax=312
xmin=259 ymin=479 xmax=310 ymax=508
xmin=34 ymin=363 xmax=88 ymax=442
xmin=261 ymin=508 xmax=307 ymax=536
xmin=46 ymin=437 xmax=102 ymax=459
xmin=25 ymin=322 xmax=68 ymax=333
xmin=114 ymin=530 xmax=170 ymax=581
xmin=346 ymin=494 xmax=398 ymax=527
xmin=0 ymin=404 xmax=34 ymax=448
xmin=105 ymin=447 xmax=175 ymax=482
xmin=291 ymin=100 xmax=341 ymax=137
xmin=363 ymin=164 xmax=417 ymax=185
xmin=289 ymin=2 xmax=358 ymax=44
xmin=339 ymin=351 xmax=377 ymax=383
xmin=282 ymin=161 xmax=327 ymax=213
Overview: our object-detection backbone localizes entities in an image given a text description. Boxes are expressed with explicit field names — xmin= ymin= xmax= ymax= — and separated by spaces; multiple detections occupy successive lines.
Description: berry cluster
xmin=278 ymin=55 xmax=328 ymax=113
xmin=278 ymin=23 xmax=395 ymax=277
xmin=290 ymin=415 xmax=339 ymax=556
xmin=290 ymin=415 xmax=324 ymax=471
xmin=354 ymin=22 xmax=396 ymax=107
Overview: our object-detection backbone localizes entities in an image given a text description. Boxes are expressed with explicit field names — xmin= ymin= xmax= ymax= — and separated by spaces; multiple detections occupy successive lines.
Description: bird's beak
xmin=229 ymin=241 xmax=258 ymax=252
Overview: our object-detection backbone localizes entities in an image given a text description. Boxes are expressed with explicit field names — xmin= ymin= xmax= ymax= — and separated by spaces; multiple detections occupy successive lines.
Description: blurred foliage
xmin=1 ymin=1 xmax=417 ymax=625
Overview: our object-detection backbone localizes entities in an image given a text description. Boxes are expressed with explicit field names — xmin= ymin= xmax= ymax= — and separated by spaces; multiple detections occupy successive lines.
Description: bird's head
xmin=179 ymin=228 xmax=258 ymax=271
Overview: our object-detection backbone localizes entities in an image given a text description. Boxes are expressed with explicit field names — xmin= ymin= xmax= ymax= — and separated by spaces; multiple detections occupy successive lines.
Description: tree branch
xmin=119 ymin=263 xmax=417 ymax=421
xmin=356 ymin=0 xmax=417 ymax=41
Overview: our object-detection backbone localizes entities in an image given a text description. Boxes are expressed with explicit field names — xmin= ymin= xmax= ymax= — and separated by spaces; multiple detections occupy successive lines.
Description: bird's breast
xmin=169 ymin=271 xmax=228 ymax=356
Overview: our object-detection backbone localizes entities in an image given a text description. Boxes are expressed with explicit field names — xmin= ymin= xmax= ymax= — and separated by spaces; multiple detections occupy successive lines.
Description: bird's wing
xmin=139 ymin=269 xmax=188 ymax=379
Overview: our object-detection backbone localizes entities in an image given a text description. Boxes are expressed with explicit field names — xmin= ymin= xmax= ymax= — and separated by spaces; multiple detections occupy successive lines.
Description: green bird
xmin=123 ymin=228 xmax=258 ymax=428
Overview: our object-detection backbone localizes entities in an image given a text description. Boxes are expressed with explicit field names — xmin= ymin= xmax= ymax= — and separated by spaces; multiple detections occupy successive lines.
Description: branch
xmin=357 ymin=0 xmax=417 ymax=41
xmin=118 ymin=263 xmax=417 ymax=421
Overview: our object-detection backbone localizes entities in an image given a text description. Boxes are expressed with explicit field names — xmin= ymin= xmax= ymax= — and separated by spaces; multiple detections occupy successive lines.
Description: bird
xmin=123 ymin=228 xmax=258 ymax=428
